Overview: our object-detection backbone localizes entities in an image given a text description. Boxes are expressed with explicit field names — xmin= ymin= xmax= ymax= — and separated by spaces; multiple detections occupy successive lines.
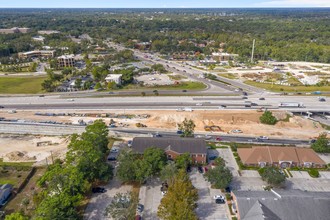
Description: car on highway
xmin=182 ymin=90 xmax=187 ymax=92
xmin=215 ymin=136 xmax=222 ymax=141
xmin=176 ymin=130 xmax=183 ymax=134
xmin=242 ymin=92 xmax=248 ymax=96
xmin=0 ymin=106 xmax=4 ymax=108
xmin=67 ymin=99 xmax=74 ymax=101
xmin=242 ymin=96 xmax=248 ymax=99
xmin=196 ymin=103 xmax=203 ymax=106
xmin=153 ymin=133 xmax=162 ymax=137
xmin=319 ymin=97 xmax=326 ymax=102
xmin=92 ymin=187 xmax=106 ymax=193
xmin=258 ymin=136 xmax=269 ymax=140
xmin=218 ymin=105 xmax=226 ymax=109
xmin=231 ymin=129 xmax=242 ymax=133
xmin=259 ymin=97 xmax=265 ymax=100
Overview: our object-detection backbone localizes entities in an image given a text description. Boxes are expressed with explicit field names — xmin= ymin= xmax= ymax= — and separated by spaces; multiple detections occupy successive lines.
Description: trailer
xmin=278 ymin=102 xmax=304 ymax=108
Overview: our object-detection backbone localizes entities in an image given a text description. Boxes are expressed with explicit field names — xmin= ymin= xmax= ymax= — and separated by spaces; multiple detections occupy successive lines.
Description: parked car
xmin=213 ymin=195 xmax=225 ymax=200
xmin=186 ymin=166 xmax=192 ymax=173
xmin=209 ymin=155 xmax=217 ymax=160
xmin=135 ymin=215 xmax=142 ymax=220
xmin=136 ymin=204 xmax=144 ymax=213
xmin=225 ymin=186 xmax=232 ymax=193
xmin=198 ymin=166 xmax=204 ymax=173
xmin=215 ymin=198 xmax=225 ymax=204
xmin=92 ymin=187 xmax=106 ymax=193
xmin=128 ymin=140 xmax=133 ymax=147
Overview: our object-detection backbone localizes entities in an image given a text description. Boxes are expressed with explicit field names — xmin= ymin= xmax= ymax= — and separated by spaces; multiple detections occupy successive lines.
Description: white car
xmin=258 ymin=136 xmax=269 ymax=140
xmin=213 ymin=195 xmax=225 ymax=200
xmin=196 ymin=103 xmax=203 ymax=106
xmin=67 ymin=99 xmax=74 ymax=101
xmin=231 ymin=129 xmax=243 ymax=133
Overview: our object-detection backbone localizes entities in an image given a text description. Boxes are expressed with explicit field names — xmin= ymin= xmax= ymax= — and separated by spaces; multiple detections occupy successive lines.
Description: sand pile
xmin=4 ymin=151 xmax=36 ymax=162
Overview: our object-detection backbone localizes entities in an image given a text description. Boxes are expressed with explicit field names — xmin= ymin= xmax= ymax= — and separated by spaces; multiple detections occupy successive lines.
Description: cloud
xmin=258 ymin=0 xmax=330 ymax=7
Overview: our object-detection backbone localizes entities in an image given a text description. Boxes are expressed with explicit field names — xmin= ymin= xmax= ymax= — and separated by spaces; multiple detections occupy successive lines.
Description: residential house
xmin=0 ymin=27 xmax=31 ymax=34
xmin=231 ymin=189 xmax=330 ymax=220
xmin=0 ymin=184 xmax=12 ymax=205
xmin=132 ymin=137 xmax=207 ymax=163
xmin=237 ymin=147 xmax=326 ymax=168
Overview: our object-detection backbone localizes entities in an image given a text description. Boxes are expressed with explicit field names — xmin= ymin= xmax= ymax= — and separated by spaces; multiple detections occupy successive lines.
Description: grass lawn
xmin=0 ymin=76 xmax=47 ymax=94
xmin=245 ymin=80 xmax=330 ymax=92
xmin=124 ymin=81 xmax=207 ymax=90
xmin=218 ymin=73 xmax=238 ymax=79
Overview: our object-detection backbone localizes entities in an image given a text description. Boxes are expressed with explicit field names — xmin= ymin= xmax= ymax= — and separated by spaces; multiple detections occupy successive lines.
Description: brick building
xmin=132 ymin=137 xmax=207 ymax=163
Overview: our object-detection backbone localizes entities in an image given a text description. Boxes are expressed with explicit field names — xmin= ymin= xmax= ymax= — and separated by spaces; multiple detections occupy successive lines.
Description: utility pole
xmin=251 ymin=39 xmax=256 ymax=63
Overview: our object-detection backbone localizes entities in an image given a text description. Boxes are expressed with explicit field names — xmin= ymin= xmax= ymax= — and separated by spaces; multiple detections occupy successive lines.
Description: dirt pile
xmin=4 ymin=151 xmax=36 ymax=162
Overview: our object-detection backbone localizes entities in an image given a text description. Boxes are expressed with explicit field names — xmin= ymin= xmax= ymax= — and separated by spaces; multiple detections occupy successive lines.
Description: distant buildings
xmin=212 ymin=52 xmax=238 ymax=62
xmin=57 ymin=55 xmax=76 ymax=68
xmin=18 ymin=50 xmax=56 ymax=59
xmin=38 ymin=30 xmax=60 ymax=35
xmin=32 ymin=36 xmax=46 ymax=42
xmin=232 ymin=189 xmax=330 ymax=220
xmin=132 ymin=137 xmax=207 ymax=163
xmin=237 ymin=146 xmax=326 ymax=168
xmin=105 ymin=74 xmax=122 ymax=85
xmin=0 ymin=27 xmax=31 ymax=34
xmin=134 ymin=42 xmax=151 ymax=50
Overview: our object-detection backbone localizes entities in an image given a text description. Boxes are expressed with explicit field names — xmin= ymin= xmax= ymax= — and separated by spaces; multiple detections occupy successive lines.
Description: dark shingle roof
xmin=233 ymin=189 xmax=330 ymax=220
xmin=132 ymin=137 xmax=207 ymax=154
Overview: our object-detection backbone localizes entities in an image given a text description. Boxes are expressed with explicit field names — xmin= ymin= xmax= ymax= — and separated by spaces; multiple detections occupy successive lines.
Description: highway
xmin=0 ymin=121 xmax=310 ymax=145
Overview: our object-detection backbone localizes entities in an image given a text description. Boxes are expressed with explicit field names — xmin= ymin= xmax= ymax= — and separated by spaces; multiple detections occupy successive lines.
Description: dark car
xmin=92 ymin=187 xmax=106 ymax=193
xmin=319 ymin=98 xmax=326 ymax=102
xmin=225 ymin=186 xmax=232 ymax=193
xmin=176 ymin=130 xmax=183 ymax=135
xmin=242 ymin=92 xmax=248 ymax=96
xmin=198 ymin=166 xmax=203 ymax=173
xmin=0 ymin=106 xmax=4 ymax=108
xmin=259 ymin=97 xmax=265 ymax=100
xmin=309 ymin=139 xmax=316 ymax=144
xmin=215 ymin=198 xmax=225 ymax=204
xmin=182 ymin=90 xmax=187 ymax=92
xmin=153 ymin=133 xmax=162 ymax=137
xmin=186 ymin=166 xmax=192 ymax=173
xmin=242 ymin=96 xmax=248 ymax=99
xmin=136 ymin=204 xmax=144 ymax=213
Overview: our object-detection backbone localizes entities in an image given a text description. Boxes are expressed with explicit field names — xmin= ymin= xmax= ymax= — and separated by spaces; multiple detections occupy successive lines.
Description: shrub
xmin=260 ymin=111 xmax=277 ymax=125
xmin=308 ymin=169 xmax=320 ymax=178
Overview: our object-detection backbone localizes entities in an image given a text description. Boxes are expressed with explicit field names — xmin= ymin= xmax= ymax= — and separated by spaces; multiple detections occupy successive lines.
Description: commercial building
xmin=231 ymin=189 xmax=330 ymax=220
xmin=105 ymin=74 xmax=122 ymax=85
xmin=237 ymin=146 xmax=326 ymax=168
xmin=132 ymin=137 xmax=207 ymax=163
xmin=0 ymin=27 xmax=31 ymax=34
xmin=57 ymin=55 xmax=76 ymax=68
xmin=18 ymin=50 xmax=56 ymax=59
xmin=38 ymin=30 xmax=60 ymax=35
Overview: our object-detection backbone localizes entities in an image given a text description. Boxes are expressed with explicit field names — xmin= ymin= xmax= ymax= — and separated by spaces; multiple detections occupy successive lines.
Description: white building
xmin=105 ymin=74 xmax=122 ymax=85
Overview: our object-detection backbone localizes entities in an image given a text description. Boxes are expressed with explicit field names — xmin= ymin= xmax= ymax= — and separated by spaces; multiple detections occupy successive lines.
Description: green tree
xmin=311 ymin=133 xmax=330 ymax=153
xmin=259 ymin=166 xmax=286 ymax=187
xmin=259 ymin=111 xmax=277 ymax=125
xmin=143 ymin=147 xmax=167 ymax=176
xmin=160 ymin=163 xmax=178 ymax=184
xmin=204 ymin=166 xmax=232 ymax=189
xmin=5 ymin=212 xmax=29 ymax=220
xmin=158 ymin=169 xmax=198 ymax=220
xmin=116 ymin=148 xmax=138 ymax=182
xmin=213 ymin=157 xmax=226 ymax=167
xmin=83 ymin=119 xmax=109 ymax=154
xmin=104 ymin=192 xmax=138 ymax=220
xmin=175 ymin=153 xmax=192 ymax=170
xmin=177 ymin=118 xmax=196 ymax=137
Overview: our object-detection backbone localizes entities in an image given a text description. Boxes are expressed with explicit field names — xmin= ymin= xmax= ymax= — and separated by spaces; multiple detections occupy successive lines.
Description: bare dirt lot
xmin=0 ymin=134 xmax=69 ymax=163
xmin=1 ymin=109 xmax=327 ymax=140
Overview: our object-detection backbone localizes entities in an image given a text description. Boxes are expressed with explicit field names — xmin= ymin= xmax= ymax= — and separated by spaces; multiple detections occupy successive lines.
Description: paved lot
xmin=216 ymin=148 xmax=239 ymax=177
xmin=138 ymin=178 xmax=162 ymax=220
xmin=240 ymin=170 xmax=260 ymax=178
xmin=286 ymin=178 xmax=330 ymax=191
xmin=84 ymin=178 xmax=132 ymax=220
xmin=319 ymin=171 xmax=330 ymax=179
xmin=232 ymin=176 xmax=265 ymax=191
xmin=318 ymin=153 xmax=330 ymax=164
xmin=290 ymin=171 xmax=312 ymax=179
xmin=190 ymin=168 xmax=229 ymax=220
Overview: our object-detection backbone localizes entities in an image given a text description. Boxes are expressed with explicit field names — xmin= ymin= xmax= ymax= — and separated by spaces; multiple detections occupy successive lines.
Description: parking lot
xmin=190 ymin=168 xmax=228 ymax=220
xmin=138 ymin=178 xmax=162 ymax=220
xmin=286 ymin=178 xmax=330 ymax=191
xmin=84 ymin=178 xmax=132 ymax=220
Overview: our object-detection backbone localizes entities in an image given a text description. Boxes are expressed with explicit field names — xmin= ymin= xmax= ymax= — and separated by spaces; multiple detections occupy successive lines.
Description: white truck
xmin=278 ymin=102 xmax=304 ymax=108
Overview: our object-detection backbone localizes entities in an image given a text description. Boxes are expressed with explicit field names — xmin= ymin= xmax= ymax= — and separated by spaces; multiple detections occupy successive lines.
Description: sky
xmin=0 ymin=0 xmax=330 ymax=8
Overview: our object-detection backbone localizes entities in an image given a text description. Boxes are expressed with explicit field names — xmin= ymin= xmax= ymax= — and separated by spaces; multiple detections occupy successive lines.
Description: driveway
xmin=138 ymin=178 xmax=162 ymax=220
xmin=216 ymin=148 xmax=239 ymax=177
xmin=190 ymin=168 xmax=228 ymax=220
xmin=290 ymin=171 xmax=312 ymax=179
xmin=240 ymin=170 xmax=260 ymax=178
